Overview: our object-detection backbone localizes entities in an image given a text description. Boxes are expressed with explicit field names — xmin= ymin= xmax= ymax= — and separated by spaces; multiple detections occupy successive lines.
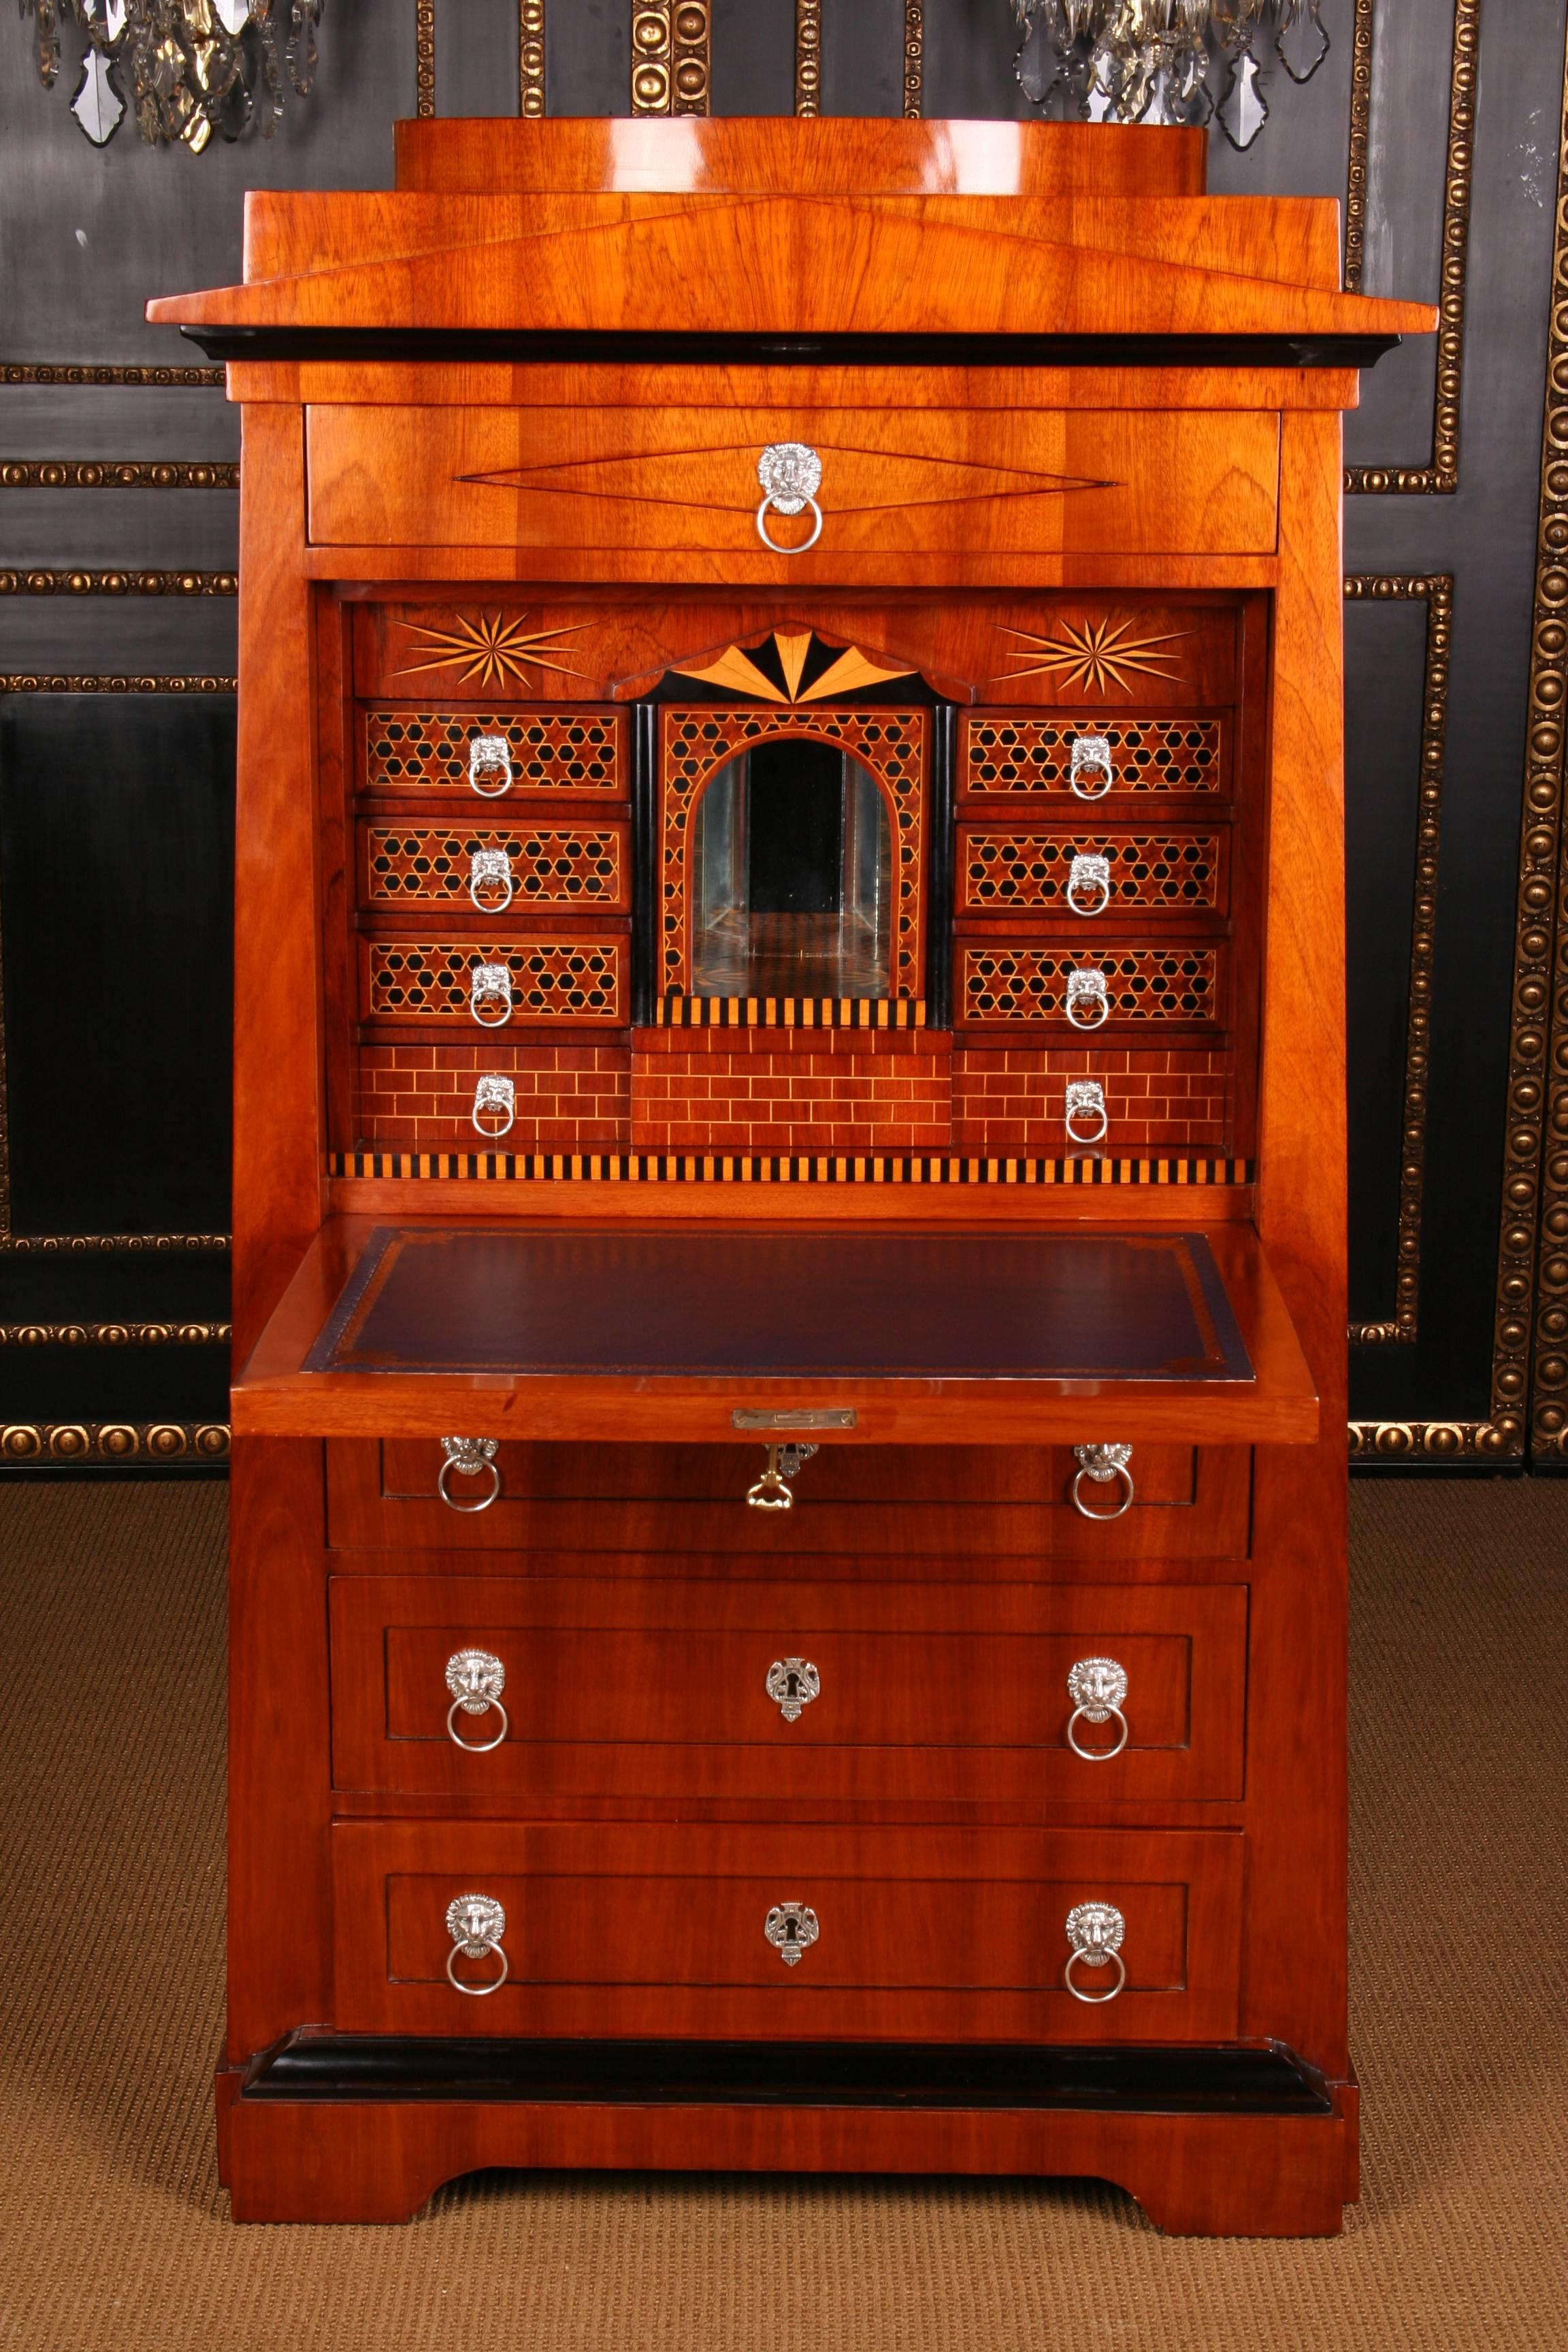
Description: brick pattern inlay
xmin=365 ymin=826 xmax=625 ymax=906
xmin=363 ymin=709 xmax=624 ymax=792
xmin=662 ymin=706 xmax=925 ymax=998
xmin=961 ymin=945 xmax=1220 ymax=1026
xmin=633 ymin=1025 xmax=951 ymax=1154
xmin=963 ymin=715 xmax=1222 ymax=794
xmin=355 ymin=1045 xmax=630 ymax=1149
xmin=363 ymin=938 xmax=626 ymax=1024
xmin=953 ymin=1047 xmax=1231 ymax=1154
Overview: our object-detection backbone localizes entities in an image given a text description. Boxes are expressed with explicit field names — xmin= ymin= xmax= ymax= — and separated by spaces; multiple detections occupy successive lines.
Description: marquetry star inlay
xmin=994 ymin=617 xmax=1190 ymax=697
xmin=672 ymin=630 xmax=914 ymax=705
xmin=392 ymin=611 xmax=585 ymax=691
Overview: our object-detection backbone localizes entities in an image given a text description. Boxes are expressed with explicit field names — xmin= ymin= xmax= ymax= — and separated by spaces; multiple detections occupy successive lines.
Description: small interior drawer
xmin=956 ymin=823 xmax=1230 ymax=919
xmin=355 ymin=931 xmax=630 ymax=1028
xmin=357 ymin=817 xmax=631 ymax=915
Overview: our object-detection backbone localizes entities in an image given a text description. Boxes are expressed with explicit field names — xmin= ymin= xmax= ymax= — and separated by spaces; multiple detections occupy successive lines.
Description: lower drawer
xmin=329 ymin=1575 xmax=1247 ymax=1803
xmin=326 ymin=1438 xmax=1251 ymax=1560
xmin=331 ymin=1822 xmax=1243 ymax=2041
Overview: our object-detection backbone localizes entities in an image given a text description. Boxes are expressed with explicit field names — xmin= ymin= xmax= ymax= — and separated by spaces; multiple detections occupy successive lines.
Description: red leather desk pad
xmin=303 ymin=1226 xmax=1252 ymax=1382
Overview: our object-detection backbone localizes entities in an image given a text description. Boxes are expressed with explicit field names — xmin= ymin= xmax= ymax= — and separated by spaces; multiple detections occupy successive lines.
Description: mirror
xmin=690 ymin=738 xmax=893 ymax=999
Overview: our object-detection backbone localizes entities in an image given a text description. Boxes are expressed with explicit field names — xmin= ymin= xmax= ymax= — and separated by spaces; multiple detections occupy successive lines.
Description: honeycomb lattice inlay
xmin=366 ymin=828 xmax=623 ymax=903
xmin=365 ymin=940 xmax=624 ymax=1021
xmin=363 ymin=710 xmax=624 ymax=792
xmin=961 ymin=833 xmax=1221 ymax=910
xmin=965 ymin=717 xmax=1222 ymax=794
xmin=961 ymin=945 xmax=1220 ymax=1024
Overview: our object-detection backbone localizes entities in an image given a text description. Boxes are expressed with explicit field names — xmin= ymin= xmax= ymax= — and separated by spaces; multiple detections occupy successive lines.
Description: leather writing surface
xmin=304 ymin=1226 xmax=1251 ymax=1382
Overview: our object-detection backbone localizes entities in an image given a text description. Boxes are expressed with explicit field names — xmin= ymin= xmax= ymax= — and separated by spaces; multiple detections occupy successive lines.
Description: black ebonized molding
xmin=246 ymin=2035 xmax=1335 ymax=2117
xmin=928 ymin=702 xmax=956 ymax=1030
xmin=179 ymin=327 xmax=1403 ymax=372
xmin=631 ymin=701 xmax=659 ymax=1028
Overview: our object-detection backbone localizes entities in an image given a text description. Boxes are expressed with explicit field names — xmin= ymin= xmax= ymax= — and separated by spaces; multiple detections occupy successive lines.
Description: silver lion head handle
xmin=764 ymin=1900 xmax=820 ymax=1967
xmin=445 ymin=1892 xmax=509 ymax=1995
xmin=470 ymin=960 xmax=514 ymax=1028
xmin=469 ymin=846 xmax=514 ymax=913
xmin=745 ymin=1441 xmax=819 ymax=1510
xmin=756 ymin=442 xmax=824 ymax=554
xmin=472 ymin=1073 xmax=517 ymax=1140
xmin=1071 ymin=1442 xmax=1134 ymax=1520
xmin=1065 ymin=966 xmax=1110 ymax=1031
xmin=1064 ymin=1900 xmax=1126 ymax=2002
xmin=1066 ymin=851 xmax=1112 ymax=916
xmin=468 ymin=734 xmax=513 ymax=798
xmin=1068 ymin=734 xmax=1114 ymax=800
xmin=765 ymin=1656 xmax=821 ymax=1722
xmin=1066 ymin=1655 xmax=1130 ymax=1760
xmin=1064 ymin=1078 xmax=1108 ymax=1145
xmin=438 ymin=1435 xmax=502 ymax=1512
xmin=445 ymin=1647 xmax=509 ymax=1752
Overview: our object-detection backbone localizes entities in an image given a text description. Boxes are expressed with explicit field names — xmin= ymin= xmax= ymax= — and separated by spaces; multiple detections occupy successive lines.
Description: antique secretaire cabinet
xmin=149 ymin=116 xmax=1433 ymax=2232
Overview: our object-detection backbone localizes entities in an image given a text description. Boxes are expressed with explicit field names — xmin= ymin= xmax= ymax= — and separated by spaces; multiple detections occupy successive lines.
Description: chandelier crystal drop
xmin=20 ymin=0 xmax=326 ymax=152
xmin=1010 ymin=0 xmax=1328 ymax=149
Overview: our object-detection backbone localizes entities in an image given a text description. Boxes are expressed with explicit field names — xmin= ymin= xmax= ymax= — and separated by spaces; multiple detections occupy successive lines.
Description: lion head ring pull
xmin=470 ymin=961 xmax=513 ymax=1029
xmin=469 ymin=846 xmax=514 ymax=914
xmin=1066 ymin=1655 xmax=1130 ymax=1761
xmin=1064 ymin=1900 xmax=1126 ymax=2002
xmin=1071 ymin=1442 xmax=1134 ymax=1520
xmin=1064 ymin=1079 xmax=1108 ymax=1146
xmin=472 ymin=1073 xmax=516 ymax=1141
xmin=445 ymin=1647 xmax=509 ymax=1752
xmin=1066 ymin=851 xmax=1112 ymax=917
xmin=756 ymin=442 xmax=824 ymax=554
xmin=438 ymin=1435 xmax=502 ymax=1513
xmin=445 ymin=1893 xmax=508 ymax=1995
xmin=468 ymin=734 xmax=513 ymax=798
xmin=746 ymin=1441 xmax=819 ymax=1510
xmin=1068 ymin=734 xmax=1114 ymax=800
xmin=1065 ymin=966 xmax=1110 ymax=1032
xmin=764 ymin=1900 xmax=820 ymax=1967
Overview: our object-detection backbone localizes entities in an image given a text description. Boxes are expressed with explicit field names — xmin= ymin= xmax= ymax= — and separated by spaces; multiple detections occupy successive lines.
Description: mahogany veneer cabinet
xmin=150 ymin=116 xmax=1433 ymax=2233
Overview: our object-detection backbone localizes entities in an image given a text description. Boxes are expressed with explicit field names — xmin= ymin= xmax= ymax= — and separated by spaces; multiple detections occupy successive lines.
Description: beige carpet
xmin=0 ymin=1476 xmax=1562 ymax=2351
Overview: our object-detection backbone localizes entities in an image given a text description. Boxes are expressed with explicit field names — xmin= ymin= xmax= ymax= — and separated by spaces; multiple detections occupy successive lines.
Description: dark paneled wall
xmin=3 ymin=1 xmax=1566 ymax=1467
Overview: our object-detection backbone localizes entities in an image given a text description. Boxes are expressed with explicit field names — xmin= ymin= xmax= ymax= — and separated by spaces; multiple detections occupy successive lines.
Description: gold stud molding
xmin=1345 ymin=576 xmax=1452 ymax=1349
xmin=519 ymin=1 xmax=546 ymax=116
xmin=796 ymin=0 xmax=821 ymax=116
xmin=1344 ymin=0 xmax=1475 ymax=496
xmin=630 ymin=3 xmax=710 ymax=116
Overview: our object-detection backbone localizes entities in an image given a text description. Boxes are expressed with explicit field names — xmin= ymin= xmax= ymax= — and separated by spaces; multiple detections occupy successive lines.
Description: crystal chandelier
xmin=20 ymin=1 xmax=325 ymax=152
xmin=1011 ymin=1 xmax=1328 ymax=150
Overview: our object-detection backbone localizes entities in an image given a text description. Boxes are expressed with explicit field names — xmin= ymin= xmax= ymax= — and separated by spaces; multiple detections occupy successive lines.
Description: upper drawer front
xmin=357 ymin=933 xmax=629 ymax=1027
xmin=332 ymin=1820 xmax=1243 ymax=2040
xmin=956 ymin=826 xmax=1229 ymax=919
xmin=358 ymin=819 xmax=632 ymax=915
xmin=329 ymin=1575 xmax=1246 ymax=1804
xmin=961 ymin=712 xmax=1231 ymax=801
xmin=306 ymin=406 xmax=1281 ymax=557
xmin=325 ymin=1438 xmax=1252 ymax=1561
xmin=362 ymin=707 xmax=627 ymax=798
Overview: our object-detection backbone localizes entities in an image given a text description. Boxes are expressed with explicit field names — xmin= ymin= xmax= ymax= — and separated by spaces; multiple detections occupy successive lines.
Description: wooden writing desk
xmin=149 ymin=114 xmax=1431 ymax=2233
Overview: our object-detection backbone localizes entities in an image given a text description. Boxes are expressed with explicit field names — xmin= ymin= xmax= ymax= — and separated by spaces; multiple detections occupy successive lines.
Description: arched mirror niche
xmin=690 ymin=737 xmax=894 ymax=1001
